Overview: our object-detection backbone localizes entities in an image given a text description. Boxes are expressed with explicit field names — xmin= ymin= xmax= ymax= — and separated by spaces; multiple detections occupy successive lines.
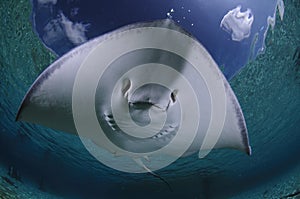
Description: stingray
xmin=16 ymin=19 xmax=251 ymax=173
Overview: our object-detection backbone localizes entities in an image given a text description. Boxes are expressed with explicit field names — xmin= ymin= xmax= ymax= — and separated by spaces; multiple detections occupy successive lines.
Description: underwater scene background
xmin=0 ymin=0 xmax=300 ymax=198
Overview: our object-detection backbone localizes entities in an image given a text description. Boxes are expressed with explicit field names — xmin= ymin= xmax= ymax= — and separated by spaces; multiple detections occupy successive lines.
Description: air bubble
xmin=167 ymin=8 xmax=175 ymax=19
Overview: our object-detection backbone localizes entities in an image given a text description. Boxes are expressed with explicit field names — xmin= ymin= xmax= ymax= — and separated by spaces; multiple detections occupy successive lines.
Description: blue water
xmin=30 ymin=0 xmax=279 ymax=80
xmin=0 ymin=0 xmax=300 ymax=198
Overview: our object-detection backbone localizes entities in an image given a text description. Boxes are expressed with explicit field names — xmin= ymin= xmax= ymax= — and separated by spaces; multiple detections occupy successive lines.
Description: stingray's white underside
xmin=16 ymin=19 xmax=251 ymax=163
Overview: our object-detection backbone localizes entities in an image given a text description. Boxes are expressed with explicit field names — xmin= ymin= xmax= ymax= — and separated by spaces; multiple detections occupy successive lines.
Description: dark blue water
xmin=0 ymin=0 xmax=300 ymax=198
xmin=31 ymin=0 xmax=278 ymax=80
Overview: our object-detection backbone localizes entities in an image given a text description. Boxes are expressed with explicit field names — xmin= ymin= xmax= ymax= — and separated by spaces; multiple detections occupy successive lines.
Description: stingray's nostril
xmin=171 ymin=90 xmax=178 ymax=103
xmin=122 ymin=78 xmax=131 ymax=97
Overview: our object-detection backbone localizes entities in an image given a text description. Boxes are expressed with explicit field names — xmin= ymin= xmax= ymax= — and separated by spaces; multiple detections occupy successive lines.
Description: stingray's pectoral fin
xmin=15 ymin=35 xmax=101 ymax=134
xmin=226 ymin=88 xmax=252 ymax=156
xmin=209 ymin=85 xmax=252 ymax=156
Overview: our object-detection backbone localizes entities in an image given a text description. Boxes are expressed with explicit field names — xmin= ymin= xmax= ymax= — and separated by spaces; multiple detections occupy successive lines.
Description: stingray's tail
xmin=133 ymin=158 xmax=173 ymax=192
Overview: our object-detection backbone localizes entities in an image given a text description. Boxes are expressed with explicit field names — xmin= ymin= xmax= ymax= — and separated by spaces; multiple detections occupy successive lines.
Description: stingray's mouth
xmin=128 ymin=101 xmax=169 ymax=111
xmin=122 ymin=79 xmax=177 ymax=112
